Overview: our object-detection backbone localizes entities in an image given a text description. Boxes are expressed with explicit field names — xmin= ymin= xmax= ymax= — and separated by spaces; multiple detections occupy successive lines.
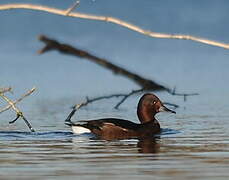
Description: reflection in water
xmin=71 ymin=134 xmax=161 ymax=155
xmin=137 ymin=138 xmax=160 ymax=154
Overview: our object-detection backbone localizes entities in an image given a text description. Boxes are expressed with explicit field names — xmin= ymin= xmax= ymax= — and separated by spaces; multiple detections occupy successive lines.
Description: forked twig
xmin=114 ymin=89 xmax=143 ymax=109
xmin=0 ymin=87 xmax=36 ymax=114
xmin=0 ymin=87 xmax=12 ymax=94
xmin=0 ymin=88 xmax=36 ymax=132
xmin=167 ymin=87 xmax=199 ymax=101
xmin=65 ymin=0 xmax=80 ymax=15
xmin=65 ymin=89 xmax=181 ymax=123
xmin=65 ymin=91 xmax=141 ymax=123
xmin=38 ymin=35 xmax=199 ymax=99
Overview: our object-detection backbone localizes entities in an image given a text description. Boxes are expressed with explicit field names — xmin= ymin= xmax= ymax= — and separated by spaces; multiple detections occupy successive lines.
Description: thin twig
xmin=0 ymin=87 xmax=36 ymax=114
xmin=72 ymin=93 xmax=132 ymax=109
xmin=65 ymin=89 xmax=181 ymax=122
xmin=9 ymin=113 xmax=20 ymax=124
xmin=65 ymin=0 xmax=80 ymax=15
xmin=114 ymin=89 xmax=143 ymax=109
xmin=163 ymin=102 xmax=179 ymax=108
xmin=167 ymin=87 xmax=199 ymax=102
xmin=0 ymin=4 xmax=228 ymax=49
xmin=0 ymin=87 xmax=12 ymax=94
xmin=0 ymin=88 xmax=36 ymax=132
xmin=65 ymin=91 xmax=142 ymax=123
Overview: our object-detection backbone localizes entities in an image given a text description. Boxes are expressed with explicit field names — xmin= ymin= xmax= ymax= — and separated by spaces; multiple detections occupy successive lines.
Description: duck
xmin=65 ymin=93 xmax=176 ymax=140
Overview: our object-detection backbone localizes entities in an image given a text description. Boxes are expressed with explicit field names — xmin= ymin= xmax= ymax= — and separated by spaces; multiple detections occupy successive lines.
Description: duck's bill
xmin=159 ymin=106 xmax=176 ymax=114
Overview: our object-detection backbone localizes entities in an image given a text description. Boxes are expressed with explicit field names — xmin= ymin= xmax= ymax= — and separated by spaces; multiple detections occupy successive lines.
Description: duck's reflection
xmin=137 ymin=137 xmax=160 ymax=153
xmin=71 ymin=134 xmax=160 ymax=154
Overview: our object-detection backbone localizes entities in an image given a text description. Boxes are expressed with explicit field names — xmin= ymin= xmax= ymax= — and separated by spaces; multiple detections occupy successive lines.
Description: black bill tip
xmin=159 ymin=106 xmax=176 ymax=114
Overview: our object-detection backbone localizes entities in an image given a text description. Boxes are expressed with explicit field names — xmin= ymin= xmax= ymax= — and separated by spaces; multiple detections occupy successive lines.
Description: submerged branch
xmin=65 ymin=90 xmax=142 ymax=123
xmin=65 ymin=89 xmax=179 ymax=123
xmin=0 ymin=88 xmax=36 ymax=132
xmin=0 ymin=3 xmax=228 ymax=49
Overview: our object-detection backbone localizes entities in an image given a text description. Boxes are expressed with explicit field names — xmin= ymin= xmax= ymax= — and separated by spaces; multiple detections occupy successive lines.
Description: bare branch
xmin=114 ymin=89 xmax=143 ymax=109
xmin=0 ymin=3 xmax=228 ymax=49
xmin=38 ymin=35 xmax=198 ymax=113
xmin=65 ymin=89 xmax=179 ymax=123
xmin=0 ymin=87 xmax=12 ymax=94
xmin=38 ymin=35 xmax=166 ymax=91
xmin=38 ymin=35 xmax=199 ymax=103
xmin=65 ymin=90 xmax=141 ymax=123
xmin=0 ymin=87 xmax=36 ymax=114
xmin=37 ymin=36 xmax=198 ymax=122
xmin=64 ymin=86 xmax=198 ymax=122
xmin=0 ymin=88 xmax=36 ymax=132
xmin=65 ymin=89 xmax=197 ymax=122
xmin=72 ymin=93 xmax=135 ymax=109
xmin=167 ymin=87 xmax=199 ymax=101
xmin=65 ymin=0 xmax=80 ymax=15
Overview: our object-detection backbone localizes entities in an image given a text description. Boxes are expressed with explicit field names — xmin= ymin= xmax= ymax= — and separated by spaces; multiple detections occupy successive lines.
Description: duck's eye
xmin=152 ymin=101 xmax=157 ymax=105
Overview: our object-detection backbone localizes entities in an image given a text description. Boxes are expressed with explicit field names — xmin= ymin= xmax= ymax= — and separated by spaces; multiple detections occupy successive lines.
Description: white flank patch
xmin=72 ymin=126 xmax=91 ymax=134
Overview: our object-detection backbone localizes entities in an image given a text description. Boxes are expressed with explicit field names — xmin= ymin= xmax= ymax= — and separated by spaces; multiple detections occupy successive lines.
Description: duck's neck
xmin=137 ymin=107 xmax=156 ymax=124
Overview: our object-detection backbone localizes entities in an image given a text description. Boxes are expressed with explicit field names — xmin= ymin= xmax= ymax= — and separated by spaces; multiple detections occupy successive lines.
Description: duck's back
xmin=81 ymin=118 xmax=139 ymax=130
xmin=67 ymin=118 xmax=160 ymax=140
xmin=69 ymin=118 xmax=139 ymax=137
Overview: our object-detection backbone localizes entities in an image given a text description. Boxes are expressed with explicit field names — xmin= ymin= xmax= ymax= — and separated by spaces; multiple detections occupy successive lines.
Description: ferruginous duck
xmin=66 ymin=93 xmax=176 ymax=139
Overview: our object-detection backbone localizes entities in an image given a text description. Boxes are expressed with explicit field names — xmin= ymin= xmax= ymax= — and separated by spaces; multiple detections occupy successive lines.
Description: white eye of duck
xmin=152 ymin=101 xmax=157 ymax=105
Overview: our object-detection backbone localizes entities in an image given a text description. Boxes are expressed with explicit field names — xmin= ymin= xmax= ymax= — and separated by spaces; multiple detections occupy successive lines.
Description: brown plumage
xmin=66 ymin=93 xmax=175 ymax=140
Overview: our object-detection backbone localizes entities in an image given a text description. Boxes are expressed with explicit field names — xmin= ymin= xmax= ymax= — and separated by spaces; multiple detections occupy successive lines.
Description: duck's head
xmin=137 ymin=93 xmax=176 ymax=123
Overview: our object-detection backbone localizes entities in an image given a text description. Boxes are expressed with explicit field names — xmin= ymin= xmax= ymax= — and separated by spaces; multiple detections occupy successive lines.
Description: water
xmin=1 ymin=0 xmax=229 ymax=179
xmin=0 ymin=124 xmax=228 ymax=180
xmin=0 ymin=96 xmax=228 ymax=180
